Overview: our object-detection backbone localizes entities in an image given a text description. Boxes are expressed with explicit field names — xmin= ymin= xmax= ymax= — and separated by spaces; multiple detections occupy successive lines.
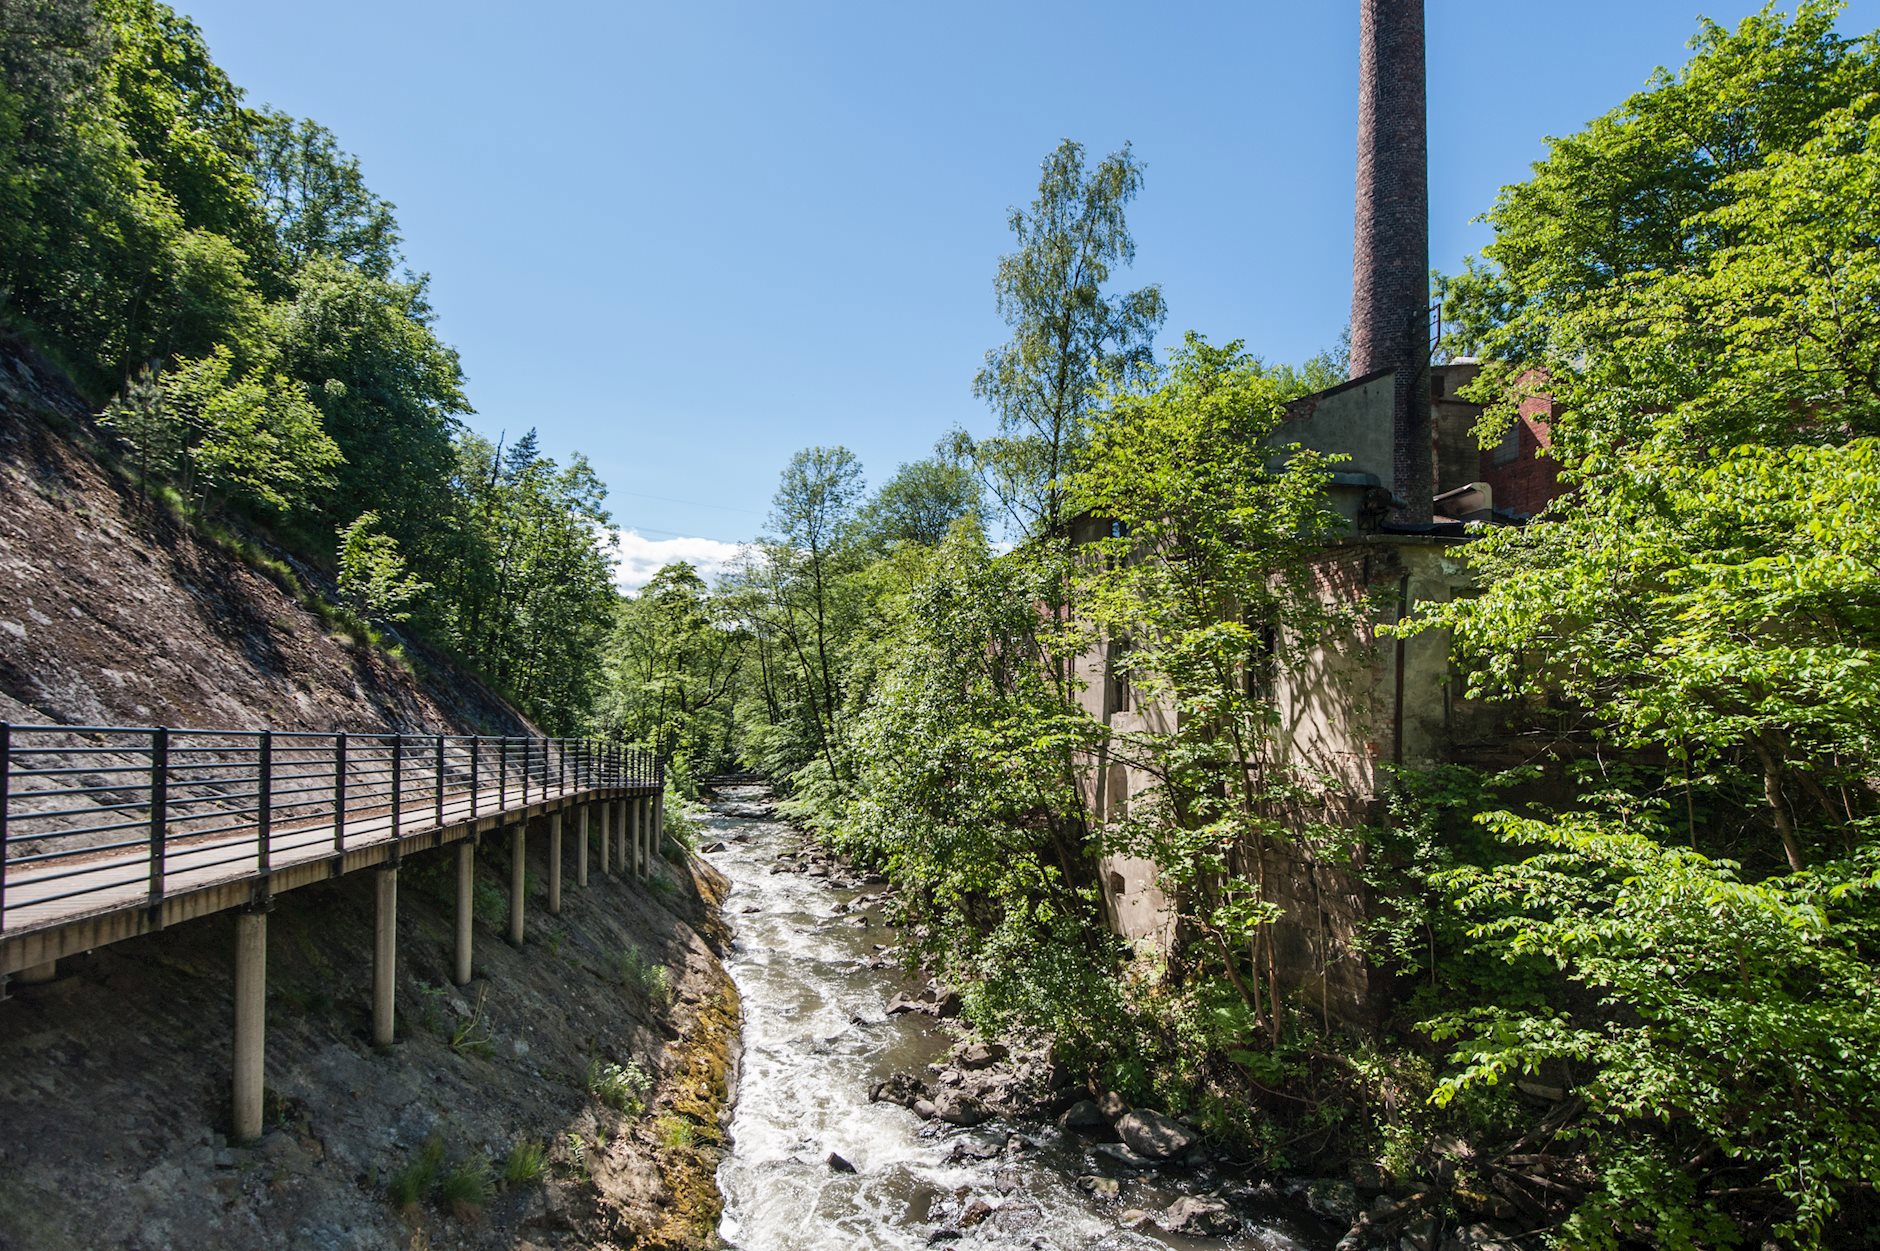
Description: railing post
xmin=435 ymin=734 xmax=446 ymax=827
xmin=148 ymin=726 xmax=169 ymax=916
xmin=0 ymin=721 xmax=10 ymax=926
xmin=470 ymin=737 xmax=480 ymax=818
xmin=256 ymin=730 xmax=272 ymax=885
xmin=500 ymin=738 xmax=509 ymax=811
xmin=334 ymin=731 xmax=349 ymax=855
xmin=558 ymin=738 xmax=566 ymax=795
xmin=391 ymin=732 xmax=403 ymax=846
xmin=523 ymin=737 xmax=532 ymax=807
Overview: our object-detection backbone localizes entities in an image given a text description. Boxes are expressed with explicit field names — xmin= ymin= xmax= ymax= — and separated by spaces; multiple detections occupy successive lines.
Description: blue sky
xmin=179 ymin=0 xmax=1878 ymax=586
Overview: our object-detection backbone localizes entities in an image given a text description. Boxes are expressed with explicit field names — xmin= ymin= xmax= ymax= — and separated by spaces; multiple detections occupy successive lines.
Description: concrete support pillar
xmin=654 ymin=790 xmax=665 ymax=861
xmin=548 ymin=811 xmax=563 ymax=916
xmin=633 ymin=797 xmax=646 ymax=876
xmin=372 ymin=866 xmax=398 ymax=1047
xmin=601 ymin=793 xmax=616 ymax=872
xmin=232 ymin=910 xmax=267 ymax=1142
xmin=13 ymin=960 xmax=56 ymax=985
xmin=453 ymin=840 xmax=474 ymax=987
xmin=509 ymin=823 xmax=527 ymax=945
xmin=577 ymin=806 xmax=590 ymax=888
xmin=617 ymin=800 xmax=630 ymax=877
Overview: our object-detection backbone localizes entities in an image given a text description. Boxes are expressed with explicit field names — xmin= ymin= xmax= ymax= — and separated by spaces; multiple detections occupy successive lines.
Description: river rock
xmin=872 ymin=1072 xmax=927 ymax=1107
xmin=932 ymin=1091 xmax=993 ymax=1127
xmin=826 ymin=1152 xmax=857 ymax=1173
xmin=985 ymin=1198 xmax=1044 ymax=1234
xmin=1078 ymin=1174 xmax=1121 ymax=1200
xmin=1098 ymin=1090 xmax=1130 ymax=1121
xmin=913 ymin=1098 xmax=939 ymax=1120
xmin=958 ymin=1198 xmax=995 ymax=1228
xmin=1291 ymin=1177 xmax=1362 ymax=1224
xmin=1058 ymin=1099 xmax=1109 ymax=1133
xmin=943 ymin=1139 xmax=1002 ymax=1164
xmin=933 ymin=988 xmax=963 ymax=1017
xmin=1089 ymin=1142 xmax=1155 ymax=1169
xmin=1118 ymin=1208 xmax=1152 ymax=1231
xmin=1115 ymin=1109 xmax=1200 ymax=1160
xmin=1158 ymin=1195 xmax=1240 ymax=1237
xmin=701 ymin=841 xmax=728 ymax=853
xmin=956 ymin=1041 xmax=1007 ymax=1070
xmin=885 ymin=993 xmax=933 ymax=1017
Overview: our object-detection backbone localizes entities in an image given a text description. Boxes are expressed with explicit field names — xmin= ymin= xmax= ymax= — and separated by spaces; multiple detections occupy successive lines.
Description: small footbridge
xmin=0 ymin=721 xmax=666 ymax=1138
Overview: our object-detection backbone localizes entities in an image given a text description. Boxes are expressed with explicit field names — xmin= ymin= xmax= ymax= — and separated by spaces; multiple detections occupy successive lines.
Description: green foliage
xmin=430 ymin=430 xmax=618 ymax=732
xmin=654 ymin=1114 xmax=695 ymax=1150
xmin=336 ymin=510 xmax=428 ymax=626
xmin=856 ymin=451 xmax=982 ymax=550
xmin=834 ymin=519 xmax=1109 ymax=1036
xmin=612 ymin=946 xmax=674 ymax=1006
xmin=499 ymin=1139 xmax=548 ymax=1187
xmin=1070 ymin=333 xmax=1350 ymax=1043
xmin=1428 ymin=812 xmax=1880 ymax=1245
xmin=102 ymin=346 xmax=340 ymax=516
xmin=585 ymin=1057 xmax=650 ymax=1115
xmin=0 ymin=0 xmax=618 ymax=732
xmin=597 ymin=562 xmax=743 ymax=781
xmin=965 ymin=138 xmax=1165 ymax=536
xmin=435 ymin=1156 xmax=493 ymax=1216
xmin=385 ymin=1137 xmax=445 ymax=1209
xmin=1406 ymin=8 xmax=1880 ymax=1242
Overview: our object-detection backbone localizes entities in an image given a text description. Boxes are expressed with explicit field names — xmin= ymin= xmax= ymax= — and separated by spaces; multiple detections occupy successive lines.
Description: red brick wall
xmin=1479 ymin=392 xmax=1565 ymax=518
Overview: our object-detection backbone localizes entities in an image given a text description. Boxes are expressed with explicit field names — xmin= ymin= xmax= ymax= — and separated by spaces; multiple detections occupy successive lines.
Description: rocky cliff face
xmin=0 ymin=336 xmax=522 ymax=737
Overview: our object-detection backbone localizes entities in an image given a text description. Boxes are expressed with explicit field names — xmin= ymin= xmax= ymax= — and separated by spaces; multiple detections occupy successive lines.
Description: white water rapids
xmin=701 ymin=788 xmax=1336 ymax=1251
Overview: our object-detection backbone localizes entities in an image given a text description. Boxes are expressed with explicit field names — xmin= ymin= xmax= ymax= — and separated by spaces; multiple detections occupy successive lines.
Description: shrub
xmin=585 ymin=1058 xmax=650 ymax=1115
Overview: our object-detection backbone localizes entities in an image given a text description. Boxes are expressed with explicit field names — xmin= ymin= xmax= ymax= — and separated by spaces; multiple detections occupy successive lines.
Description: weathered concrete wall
xmin=1079 ymin=533 xmax=1477 ymax=1028
xmin=1277 ymin=371 xmax=1396 ymax=488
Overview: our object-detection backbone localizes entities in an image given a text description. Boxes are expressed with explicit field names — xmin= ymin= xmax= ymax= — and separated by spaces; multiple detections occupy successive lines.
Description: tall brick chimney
xmin=1350 ymin=0 xmax=1432 ymax=525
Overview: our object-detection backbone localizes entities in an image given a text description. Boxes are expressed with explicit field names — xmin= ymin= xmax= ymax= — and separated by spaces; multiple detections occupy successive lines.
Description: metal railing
xmin=0 ymin=723 xmax=661 ymax=931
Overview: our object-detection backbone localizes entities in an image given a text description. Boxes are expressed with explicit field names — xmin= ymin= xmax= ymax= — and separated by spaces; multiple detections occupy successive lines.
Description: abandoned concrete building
xmin=1074 ymin=0 xmax=1568 ymax=1027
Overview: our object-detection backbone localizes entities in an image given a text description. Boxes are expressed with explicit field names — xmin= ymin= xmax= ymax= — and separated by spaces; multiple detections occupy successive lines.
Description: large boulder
xmin=1115 ymin=1109 xmax=1201 ymax=1161
xmin=932 ymin=1091 xmax=993 ymax=1127
xmin=956 ymin=1041 xmax=1007 ymax=1070
xmin=1057 ymin=1100 xmax=1110 ymax=1134
xmin=1158 ymin=1195 xmax=1240 ymax=1237
xmin=870 ymin=1072 xmax=928 ymax=1107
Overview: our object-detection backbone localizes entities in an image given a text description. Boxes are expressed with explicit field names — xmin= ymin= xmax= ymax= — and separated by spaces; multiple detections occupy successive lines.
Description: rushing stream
xmin=702 ymin=787 xmax=1339 ymax=1251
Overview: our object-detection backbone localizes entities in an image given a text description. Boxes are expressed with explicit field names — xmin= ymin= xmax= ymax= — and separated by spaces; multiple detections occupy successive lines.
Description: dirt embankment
xmin=0 ymin=830 xmax=737 ymax=1251
xmin=0 ymin=337 xmax=522 ymax=736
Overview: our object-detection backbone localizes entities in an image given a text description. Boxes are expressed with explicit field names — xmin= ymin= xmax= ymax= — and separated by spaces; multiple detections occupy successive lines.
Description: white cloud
xmin=607 ymin=529 xmax=744 ymax=593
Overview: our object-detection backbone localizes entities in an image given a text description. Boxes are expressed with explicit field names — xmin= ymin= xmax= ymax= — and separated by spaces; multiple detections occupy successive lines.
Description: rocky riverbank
xmin=748 ymin=821 xmax=1536 ymax=1251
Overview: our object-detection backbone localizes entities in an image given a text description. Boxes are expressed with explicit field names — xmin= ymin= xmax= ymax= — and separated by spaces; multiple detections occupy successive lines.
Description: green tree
xmin=274 ymin=256 xmax=467 ymax=552
xmin=758 ymin=446 xmax=865 ymax=786
xmin=337 ymin=510 xmax=428 ymax=626
xmin=600 ymin=562 xmax=745 ymax=783
xmin=857 ymin=451 xmax=982 ymax=550
xmin=102 ymin=344 xmax=341 ymax=516
xmin=248 ymin=109 xmax=401 ymax=283
xmin=966 ymin=138 xmax=1165 ymax=537
xmin=1071 ymin=334 xmax=1347 ymax=1043
xmin=1399 ymin=7 xmax=1880 ymax=1240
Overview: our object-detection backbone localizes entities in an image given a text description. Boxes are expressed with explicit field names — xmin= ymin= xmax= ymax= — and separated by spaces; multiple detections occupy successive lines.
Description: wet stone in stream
xmin=703 ymin=786 xmax=1340 ymax=1251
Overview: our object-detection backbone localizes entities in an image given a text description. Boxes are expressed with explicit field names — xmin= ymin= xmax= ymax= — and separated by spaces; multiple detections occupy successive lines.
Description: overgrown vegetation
xmin=0 ymin=0 xmax=616 ymax=730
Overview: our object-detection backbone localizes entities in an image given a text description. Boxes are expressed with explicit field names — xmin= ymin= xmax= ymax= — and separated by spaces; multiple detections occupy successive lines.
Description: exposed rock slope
xmin=0 ymin=837 xmax=735 ymax=1250
xmin=0 ymin=336 xmax=522 ymax=736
